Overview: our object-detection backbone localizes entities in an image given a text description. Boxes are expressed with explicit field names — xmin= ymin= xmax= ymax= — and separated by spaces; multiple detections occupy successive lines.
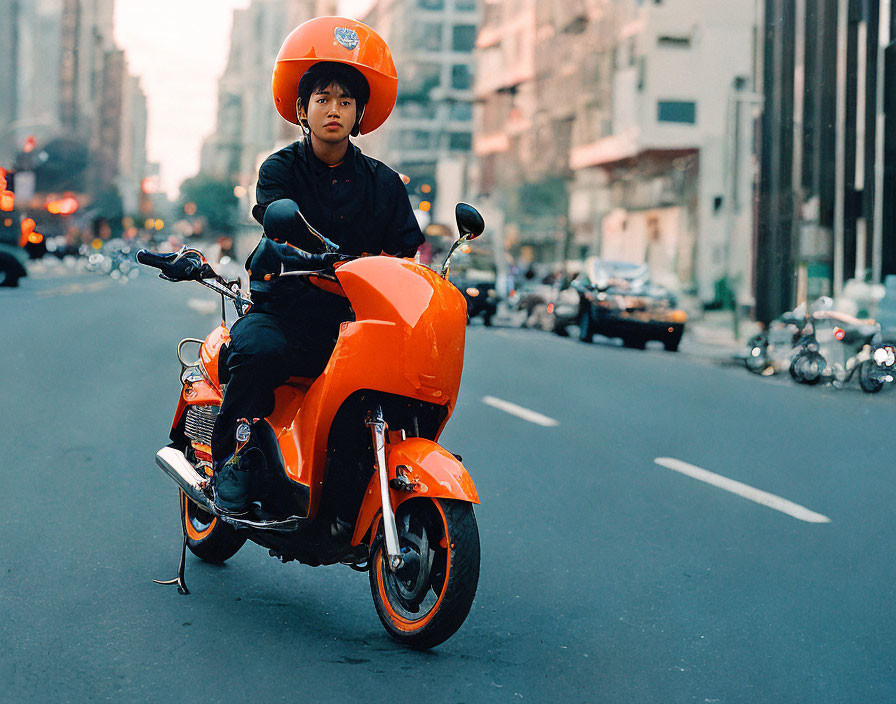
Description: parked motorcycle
xmin=788 ymin=300 xmax=879 ymax=388
xmin=744 ymin=310 xmax=804 ymax=375
xmin=138 ymin=203 xmax=485 ymax=649
xmin=859 ymin=330 xmax=896 ymax=393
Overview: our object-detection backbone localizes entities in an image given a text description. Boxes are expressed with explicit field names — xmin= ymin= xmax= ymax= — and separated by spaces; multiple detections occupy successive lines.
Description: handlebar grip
xmin=136 ymin=249 xmax=173 ymax=269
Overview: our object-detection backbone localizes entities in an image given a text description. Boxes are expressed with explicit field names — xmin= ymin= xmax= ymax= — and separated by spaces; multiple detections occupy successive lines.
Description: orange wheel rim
xmin=181 ymin=492 xmax=217 ymax=541
xmin=376 ymin=500 xmax=450 ymax=632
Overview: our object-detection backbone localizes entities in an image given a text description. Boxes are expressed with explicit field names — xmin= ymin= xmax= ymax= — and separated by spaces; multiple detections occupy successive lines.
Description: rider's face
xmin=301 ymin=83 xmax=357 ymax=144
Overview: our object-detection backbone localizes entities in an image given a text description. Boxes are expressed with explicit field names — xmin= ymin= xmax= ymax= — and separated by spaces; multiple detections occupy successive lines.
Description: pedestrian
xmin=210 ymin=17 xmax=424 ymax=516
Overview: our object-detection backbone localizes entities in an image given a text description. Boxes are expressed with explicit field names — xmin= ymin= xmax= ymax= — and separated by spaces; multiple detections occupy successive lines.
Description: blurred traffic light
xmin=405 ymin=174 xmax=437 ymax=214
xmin=46 ymin=195 xmax=79 ymax=215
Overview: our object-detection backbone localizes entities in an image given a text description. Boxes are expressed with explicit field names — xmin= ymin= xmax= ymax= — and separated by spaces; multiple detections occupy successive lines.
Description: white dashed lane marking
xmin=482 ymin=396 xmax=559 ymax=427
xmin=654 ymin=457 xmax=831 ymax=524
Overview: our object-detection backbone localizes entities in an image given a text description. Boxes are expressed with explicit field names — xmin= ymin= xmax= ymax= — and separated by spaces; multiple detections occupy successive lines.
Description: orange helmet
xmin=272 ymin=16 xmax=398 ymax=135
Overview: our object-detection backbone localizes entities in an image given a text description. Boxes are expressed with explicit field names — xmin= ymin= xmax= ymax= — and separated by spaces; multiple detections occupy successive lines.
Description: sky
xmin=114 ymin=0 xmax=373 ymax=197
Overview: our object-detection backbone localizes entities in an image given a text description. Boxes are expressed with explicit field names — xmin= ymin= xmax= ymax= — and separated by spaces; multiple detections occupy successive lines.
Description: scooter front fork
xmin=366 ymin=406 xmax=404 ymax=572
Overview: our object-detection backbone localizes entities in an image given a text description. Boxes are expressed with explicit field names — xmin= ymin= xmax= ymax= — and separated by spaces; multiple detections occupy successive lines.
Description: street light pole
xmin=871 ymin=0 xmax=891 ymax=284
xmin=833 ymin=0 xmax=849 ymax=295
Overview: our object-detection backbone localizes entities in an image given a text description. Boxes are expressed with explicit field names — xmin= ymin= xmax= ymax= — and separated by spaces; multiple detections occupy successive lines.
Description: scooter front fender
xmin=350 ymin=438 xmax=480 ymax=546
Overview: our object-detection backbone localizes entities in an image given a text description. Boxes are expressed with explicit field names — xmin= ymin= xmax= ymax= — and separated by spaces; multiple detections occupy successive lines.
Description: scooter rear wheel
xmin=369 ymin=498 xmax=479 ymax=649
xmin=180 ymin=491 xmax=246 ymax=564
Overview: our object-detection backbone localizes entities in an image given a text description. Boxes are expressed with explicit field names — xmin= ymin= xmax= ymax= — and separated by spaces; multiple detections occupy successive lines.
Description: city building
xmin=358 ymin=0 xmax=481 ymax=227
xmin=1 ymin=0 xmax=147 ymax=221
xmin=473 ymin=0 xmax=756 ymax=306
xmin=756 ymin=0 xmax=896 ymax=323
xmin=200 ymin=0 xmax=337 ymax=215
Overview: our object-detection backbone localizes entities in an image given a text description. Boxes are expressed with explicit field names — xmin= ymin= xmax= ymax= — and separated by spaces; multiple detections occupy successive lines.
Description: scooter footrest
xmin=220 ymin=515 xmax=303 ymax=532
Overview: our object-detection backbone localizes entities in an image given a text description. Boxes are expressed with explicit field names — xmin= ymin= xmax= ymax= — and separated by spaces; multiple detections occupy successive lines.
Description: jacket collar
xmin=301 ymin=138 xmax=356 ymax=173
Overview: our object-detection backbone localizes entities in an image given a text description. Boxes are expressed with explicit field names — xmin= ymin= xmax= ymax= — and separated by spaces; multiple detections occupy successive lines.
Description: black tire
xmin=858 ymin=360 xmax=884 ymax=393
xmin=791 ymin=350 xmax=823 ymax=385
xmin=370 ymin=499 xmax=479 ymax=649
xmin=0 ymin=265 xmax=20 ymax=287
xmin=578 ymin=308 xmax=593 ymax=343
xmin=180 ymin=491 xmax=247 ymax=564
xmin=745 ymin=336 xmax=770 ymax=374
xmin=663 ymin=338 xmax=680 ymax=352
xmin=552 ymin=318 xmax=569 ymax=337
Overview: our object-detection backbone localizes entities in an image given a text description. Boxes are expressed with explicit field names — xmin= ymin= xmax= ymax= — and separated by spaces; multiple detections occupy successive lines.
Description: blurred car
xmin=453 ymin=270 xmax=500 ymax=326
xmin=551 ymin=259 xmax=688 ymax=351
xmin=506 ymin=278 xmax=556 ymax=328
xmin=0 ymin=212 xmax=29 ymax=287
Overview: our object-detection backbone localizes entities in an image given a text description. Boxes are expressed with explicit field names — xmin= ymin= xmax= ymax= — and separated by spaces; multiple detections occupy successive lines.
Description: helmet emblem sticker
xmin=334 ymin=27 xmax=360 ymax=50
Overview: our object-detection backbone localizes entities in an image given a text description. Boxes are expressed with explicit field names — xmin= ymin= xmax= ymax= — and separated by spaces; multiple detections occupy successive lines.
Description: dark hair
xmin=297 ymin=61 xmax=371 ymax=114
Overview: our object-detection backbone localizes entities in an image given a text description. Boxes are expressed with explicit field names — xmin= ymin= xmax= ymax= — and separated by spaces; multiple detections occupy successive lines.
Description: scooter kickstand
xmin=153 ymin=508 xmax=191 ymax=595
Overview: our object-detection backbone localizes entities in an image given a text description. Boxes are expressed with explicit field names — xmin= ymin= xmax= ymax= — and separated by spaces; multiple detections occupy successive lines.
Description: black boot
xmin=212 ymin=452 xmax=252 ymax=516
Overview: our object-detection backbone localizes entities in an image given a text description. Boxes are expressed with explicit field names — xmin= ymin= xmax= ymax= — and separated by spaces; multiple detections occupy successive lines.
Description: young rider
xmin=211 ymin=18 xmax=424 ymax=516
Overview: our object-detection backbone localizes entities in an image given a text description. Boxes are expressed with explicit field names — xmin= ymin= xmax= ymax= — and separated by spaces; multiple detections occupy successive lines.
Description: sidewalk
xmin=678 ymin=309 xmax=760 ymax=363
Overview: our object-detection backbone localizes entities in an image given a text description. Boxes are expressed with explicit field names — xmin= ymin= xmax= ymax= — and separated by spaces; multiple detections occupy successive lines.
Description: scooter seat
xmin=839 ymin=324 xmax=879 ymax=345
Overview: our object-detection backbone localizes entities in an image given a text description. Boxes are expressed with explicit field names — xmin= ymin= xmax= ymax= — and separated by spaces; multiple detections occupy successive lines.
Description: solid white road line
xmin=654 ymin=457 xmax=831 ymax=524
xmin=482 ymin=396 xmax=559 ymax=427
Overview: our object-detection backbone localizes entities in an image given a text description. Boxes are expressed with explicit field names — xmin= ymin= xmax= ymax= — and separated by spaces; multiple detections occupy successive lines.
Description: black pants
xmin=210 ymin=296 xmax=348 ymax=461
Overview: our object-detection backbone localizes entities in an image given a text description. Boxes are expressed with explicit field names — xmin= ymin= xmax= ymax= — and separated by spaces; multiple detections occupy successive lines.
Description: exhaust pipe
xmin=155 ymin=446 xmax=217 ymax=515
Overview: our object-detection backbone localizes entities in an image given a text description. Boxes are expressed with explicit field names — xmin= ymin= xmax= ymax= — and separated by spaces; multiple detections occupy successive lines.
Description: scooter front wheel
xmin=369 ymin=498 xmax=479 ymax=649
xmin=180 ymin=492 xmax=246 ymax=564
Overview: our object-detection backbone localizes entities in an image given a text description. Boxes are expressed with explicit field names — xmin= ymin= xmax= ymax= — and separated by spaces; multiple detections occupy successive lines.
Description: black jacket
xmin=246 ymin=140 xmax=423 ymax=308
xmin=253 ymin=140 xmax=422 ymax=253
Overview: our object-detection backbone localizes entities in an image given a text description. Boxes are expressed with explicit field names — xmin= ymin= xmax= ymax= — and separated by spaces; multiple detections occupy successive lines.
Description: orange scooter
xmin=137 ymin=204 xmax=484 ymax=649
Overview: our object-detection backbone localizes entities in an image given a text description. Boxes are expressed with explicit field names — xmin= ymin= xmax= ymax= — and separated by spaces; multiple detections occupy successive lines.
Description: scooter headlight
xmin=873 ymin=345 xmax=896 ymax=367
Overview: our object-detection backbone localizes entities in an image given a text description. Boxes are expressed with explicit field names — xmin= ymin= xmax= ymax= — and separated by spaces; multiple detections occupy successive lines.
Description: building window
xmin=452 ymin=25 xmax=477 ymax=52
xmin=449 ymin=133 xmax=472 ymax=151
xmin=454 ymin=0 xmax=476 ymax=9
xmin=398 ymin=101 xmax=428 ymax=119
xmin=401 ymin=131 xmax=432 ymax=150
xmin=657 ymin=35 xmax=691 ymax=48
xmin=400 ymin=62 xmax=442 ymax=100
xmin=451 ymin=64 xmax=472 ymax=90
xmin=657 ymin=100 xmax=696 ymax=124
xmin=413 ymin=22 xmax=443 ymax=51
xmin=419 ymin=0 xmax=445 ymax=8
xmin=449 ymin=101 xmax=473 ymax=121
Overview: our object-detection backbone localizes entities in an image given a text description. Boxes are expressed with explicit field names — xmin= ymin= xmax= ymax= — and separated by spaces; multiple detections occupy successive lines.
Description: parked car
xmin=0 ymin=212 xmax=29 ymax=287
xmin=551 ymin=259 xmax=688 ymax=351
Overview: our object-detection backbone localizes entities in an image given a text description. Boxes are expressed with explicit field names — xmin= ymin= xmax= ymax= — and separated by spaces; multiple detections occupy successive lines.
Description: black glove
xmin=246 ymin=236 xmax=344 ymax=286
xmin=136 ymin=248 xmax=216 ymax=282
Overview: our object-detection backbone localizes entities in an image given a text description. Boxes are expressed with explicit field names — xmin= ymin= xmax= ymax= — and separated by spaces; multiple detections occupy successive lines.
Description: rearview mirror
xmin=441 ymin=203 xmax=486 ymax=278
xmin=455 ymin=203 xmax=485 ymax=240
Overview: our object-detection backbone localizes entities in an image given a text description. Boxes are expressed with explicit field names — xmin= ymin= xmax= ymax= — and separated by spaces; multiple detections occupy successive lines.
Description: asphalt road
xmin=1 ymin=266 xmax=893 ymax=703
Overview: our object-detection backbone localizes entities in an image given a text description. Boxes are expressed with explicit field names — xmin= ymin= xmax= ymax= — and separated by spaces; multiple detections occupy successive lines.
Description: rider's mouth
xmin=324 ymin=122 xmax=342 ymax=129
